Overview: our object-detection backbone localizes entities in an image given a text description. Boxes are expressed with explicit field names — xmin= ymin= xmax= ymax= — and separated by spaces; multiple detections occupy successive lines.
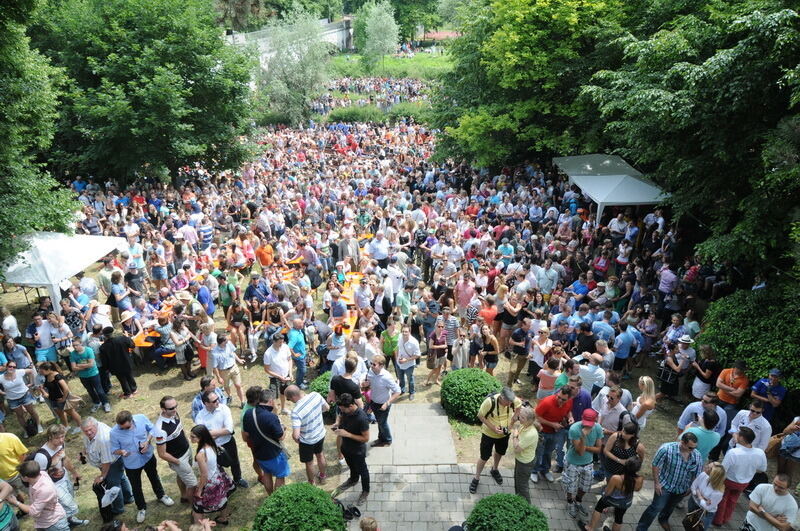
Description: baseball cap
xmin=769 ymin=368 xmax=781 ymax=377
xmin=581 ymin=409 xmax=598 ymax=427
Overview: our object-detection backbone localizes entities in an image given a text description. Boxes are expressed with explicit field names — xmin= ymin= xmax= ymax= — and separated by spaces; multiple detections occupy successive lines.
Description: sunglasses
xmin=164 ymin=406 xmax=177 ymax=411
xmin=6 ymin=366 xmax=16 ymax=369
xmin=207 ymin=399 xmax=219 ymax=404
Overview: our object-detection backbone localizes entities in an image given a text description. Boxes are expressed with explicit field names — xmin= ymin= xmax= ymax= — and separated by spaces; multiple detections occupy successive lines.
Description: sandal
xmin=490 ymin=468 xmax=503 ymax=485
xmin=469 ymin=478 xmax=479 ymax=494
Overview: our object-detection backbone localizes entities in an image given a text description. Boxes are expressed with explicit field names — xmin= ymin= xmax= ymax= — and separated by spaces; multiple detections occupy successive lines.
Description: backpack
xmin=24 ymin=418 xmax=37 ymax=438
xmin=485 ymin=393 xmax=515 ymax=419
xmin=25 ymin=447 xmax=64 ymax=482
xmin=617 ymin=409 xmax=636 ymax=432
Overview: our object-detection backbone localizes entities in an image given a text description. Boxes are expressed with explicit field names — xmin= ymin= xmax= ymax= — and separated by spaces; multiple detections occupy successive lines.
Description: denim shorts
xmin=7 ymin=392 xmax=34 ymax=409
xmin=257 ymin=452 xmax=290 ymax=478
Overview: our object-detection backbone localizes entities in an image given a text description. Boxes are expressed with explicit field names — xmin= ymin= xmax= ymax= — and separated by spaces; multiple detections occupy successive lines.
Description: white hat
xmin=120 ymin=310 xmax=136 ymax=322
xmin=678 ymin=335 xmax=695 ymax=344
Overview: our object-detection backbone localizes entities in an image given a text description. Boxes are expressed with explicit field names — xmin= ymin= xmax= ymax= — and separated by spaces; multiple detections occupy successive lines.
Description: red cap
xmin=581 ymin=409 xmax=598 ymax=427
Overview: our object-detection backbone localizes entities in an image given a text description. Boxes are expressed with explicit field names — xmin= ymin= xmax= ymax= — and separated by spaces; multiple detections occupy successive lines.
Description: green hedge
xmin=698 ymin=285 xmax=800 ymax=423
xmin=385 ymin=101 xmax=433 ymax=124
xmin=465 ymin=493 xmax=549 ymax=530
xmin=327 ymin=105 xmax=386 ymax=123
xmin=253 ymin=483 xmax=345 ymax=531
xmin=254 ymin=109 xmax=292 ymax=127
xmin=309 ymin=370 xmax=332 ymax=396
xmin=440 ymin=368 xmax=501 ymax=424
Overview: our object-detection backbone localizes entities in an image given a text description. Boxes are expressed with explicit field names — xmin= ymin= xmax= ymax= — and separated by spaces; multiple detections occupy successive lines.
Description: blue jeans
xmin=294 ymin=357 xmax=306 ymax=386
xmin=372 ymin=403 xmax=392 ymax=443
xmin=80 ymin=374 xmax=108 ymax=405
xmin=636 ymin=489 xmax=685 ymax=531
xmin=534 ymin=430 xmax=567 ymax=474
xmin=688 ymin=496 xmax=715 ymax=528
xmin=397 ymin=365 xmax=415 ymax=395
xmin=105 ymin=458 xmax=134 ymax=515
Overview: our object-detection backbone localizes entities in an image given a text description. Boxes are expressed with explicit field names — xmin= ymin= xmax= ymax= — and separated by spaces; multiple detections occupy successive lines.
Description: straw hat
xmin=120 ymin=310 xmax=136 ymax=322
xmin=176 ymin=291 xmax=193 ymax=302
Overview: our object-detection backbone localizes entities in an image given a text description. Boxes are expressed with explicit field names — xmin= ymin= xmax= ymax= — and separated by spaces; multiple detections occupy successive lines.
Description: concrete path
xmin=331 ymin=402 xmax=750 ymax=530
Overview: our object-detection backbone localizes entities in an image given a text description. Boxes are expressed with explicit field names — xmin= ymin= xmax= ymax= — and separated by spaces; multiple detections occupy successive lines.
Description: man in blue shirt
xmin=244 ymin=273 xmax=270 ymax=304
xmin=110 ymin=411 xmax=174 ymax=523
xmin=287 ymin=319 xmax=308 ymax=388
xmin=612 ymin=322 xmax=636 ymax=374
xmin=750 ymin=368 xmax=786 ymax=422
xmin=189 ymin=281 xmax=215 ymax=318
xmin=591 ymin=311 xmax=616 ymax=343
xmin=242 ymin=389 xmax=288 ymax=495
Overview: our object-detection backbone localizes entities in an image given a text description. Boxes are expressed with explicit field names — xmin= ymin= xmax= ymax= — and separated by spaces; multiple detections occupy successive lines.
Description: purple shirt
xmin=571 ymin=388 xmax=593 ymax=421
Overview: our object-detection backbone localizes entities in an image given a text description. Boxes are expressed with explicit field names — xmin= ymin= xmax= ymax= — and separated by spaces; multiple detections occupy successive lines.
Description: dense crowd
xmin=312 ymin=77 xmax=428 ymax=114
xmin=0 ymin=79 xmax=795 ymax=531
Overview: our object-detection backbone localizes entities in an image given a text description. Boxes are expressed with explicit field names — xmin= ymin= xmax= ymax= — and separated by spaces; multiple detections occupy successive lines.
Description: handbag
xmin=426 ymin=353 xmax=437 ymax=370
xmin=766 ymin=433 xmax=785 ymax=458
xmin=682 ymin=507 xmax=705 ymax=530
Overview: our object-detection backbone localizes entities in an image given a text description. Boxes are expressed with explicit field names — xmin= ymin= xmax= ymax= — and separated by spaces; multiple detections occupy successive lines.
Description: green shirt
xmin=566 ymin=421 xmax=603 ymax=466
xmin=554 ymin=372 xmax=569 ymax=389
xmin=219 ymin=282 xmax=236 ymax=307
xmin=69 ymin=346 xmax=99 ymax=378
xmin=381 ymin=330 xmax=400 ymax=358
xmin=394 ymin=291 xmax=411 ymax=318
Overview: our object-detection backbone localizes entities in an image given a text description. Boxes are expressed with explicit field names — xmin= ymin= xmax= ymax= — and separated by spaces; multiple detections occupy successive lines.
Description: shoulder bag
xmin=250 ymin=408 xmax=290 ymax=457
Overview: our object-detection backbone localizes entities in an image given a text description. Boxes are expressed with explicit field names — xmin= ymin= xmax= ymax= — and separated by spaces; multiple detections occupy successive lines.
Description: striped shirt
xmin=652 ymin=441 xmax=702 ymax=494
xmin=197 ymin=224 xmax=213 ymax=250
xmin=290 ymin=392 xmax=326 ymax=445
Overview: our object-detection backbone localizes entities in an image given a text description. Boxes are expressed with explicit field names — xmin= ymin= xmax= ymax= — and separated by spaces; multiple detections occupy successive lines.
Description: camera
xmin=501 ymin=427 xmax=510 ymax=435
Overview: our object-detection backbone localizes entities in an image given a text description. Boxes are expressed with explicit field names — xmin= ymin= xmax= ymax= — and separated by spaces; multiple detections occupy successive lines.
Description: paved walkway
xmin=331 ymin=402 xmax=750 ymax=530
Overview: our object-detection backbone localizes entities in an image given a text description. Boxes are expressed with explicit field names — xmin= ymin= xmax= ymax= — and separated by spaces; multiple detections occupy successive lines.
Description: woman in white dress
xmin=630 ymin=375 xmax=656 ymax=431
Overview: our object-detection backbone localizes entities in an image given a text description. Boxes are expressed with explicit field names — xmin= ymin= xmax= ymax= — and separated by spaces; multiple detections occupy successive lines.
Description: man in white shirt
xmin=195 ymin=391 xmax=249 ymax=488
xmin=715 ymin=427 xmax=767 ymax=526
xmin=745 ymin=474 xmax=797 ymax=531
xmin=263 ymin=334 xmax=293 ymax=415
xmin=728 ymin=399 xmax=772 ymax=451
xmin=81 ymin=417 xmax=133 ymax=517
xmin=366 ymin=355 xmax=401 ymax=447
xmin=573 ymin=352 xmax=606 ymax=394
xmin=395 ymin=326 xmax=421 ymax=400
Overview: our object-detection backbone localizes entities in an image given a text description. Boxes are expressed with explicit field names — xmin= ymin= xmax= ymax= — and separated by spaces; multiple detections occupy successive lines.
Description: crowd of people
xmin=312 ymin=77 xmax=428 ymax=114
xmin=0 ymin=77 xmax=794 ymax=530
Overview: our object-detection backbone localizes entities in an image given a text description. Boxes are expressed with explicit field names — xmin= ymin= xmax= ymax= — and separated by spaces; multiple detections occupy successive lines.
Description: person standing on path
xmin=743 ymin=473 xmax=797 ymax=530
xmin=714 ymin=426 xmax=767 ymax=526
xmin=532 ymin=386 xmax=573 ymax=484
xmin=564 ymin=409 xmax=603 ymax=519
xmin=511 ymin=406 xmax=538 ymax=504
xmin=109 ymin=410 xmax=175 ymax=523
xmin=195 ymin=391 xmax=249 ymax=489
xmin=366 ymin=355 xmax=400 ymax=448
xmin=636 ymin=432 xmax=702 ymax=531
xmin=395 ymin=325 xmax=421 ymax=401
xmin=152 ymin=396 xmax=197 ymax=505
xmin=469 ymin=387 xmax=523 ymax=494
xmin=98 ymin=327 xmax=137 ymax=399
xmin=331 ymin=393 xmax=370 ymax=506
xmin=285 ymin=385 xmax=329 ymax=485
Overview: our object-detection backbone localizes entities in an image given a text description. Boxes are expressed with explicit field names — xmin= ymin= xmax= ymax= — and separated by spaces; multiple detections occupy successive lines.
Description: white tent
xmin=553 ymin=154 xmax=667 ymax=221
xmin=2 ymin=232 xmax=128 ymax=310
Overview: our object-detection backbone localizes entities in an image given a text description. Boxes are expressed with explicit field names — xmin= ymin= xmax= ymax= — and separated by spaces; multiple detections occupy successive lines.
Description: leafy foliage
xmin=390 ymin=0 xmax=440 ymax=40
xmin=327 ymin=105 xmax=387 ymax=123
xmin=30 ymin=0 xmax=255 ymax=185
xmin=465 ymin=493 xmax=549 ymax=530
xmin=697 ymin=285 xmax=800 ymax=421
xmin=253 ymin=482 xmax=345 ymax=531
xmin=353 ymin=0 xmax=377 ymax=50
xmin=440 ymin=368 xmax=501 ymax=423
xmin=361 ymin=1 xmax=400 ymax=72
xmin=0 ymin=0 xmax=79 ymax=267
xmin=309 ymin=370 xmax=333 ymax=396
xmin=384 ymin=101 xmax=433 ymax=124
xmin=257 ymin=11 xmax=331 ymax=125
xmin=331 ymin=52 xmax=451 ymax=79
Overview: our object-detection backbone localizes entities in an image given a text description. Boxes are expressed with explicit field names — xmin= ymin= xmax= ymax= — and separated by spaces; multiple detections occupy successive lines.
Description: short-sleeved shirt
xmin=0 ymin=433 xmax=29 ymax=480
xmin=290 ymin=392 xmax=326 ymax=445
xmin=478 ymin=395 xmax=523 ymax=439
xmin=567 ymin=421 xmax=603 ymax=466
xmin=515 ymin=425 xmax=539 ymax=464
xmin=684 ymin=426 xmax=721 ymax=463
xmin=242 ymin=405 xmax=284 ymax=461
xmin=330 ymin=375 xmax=361 ymax=400
xmin=751 ymin=378 xmax=786 ymax=421
xmin=717 ymin=368 xmax=749 ymax=406
xmin=339 ymin=408 xmax=370 ymax=456
xmin=745 ymin=483 xmax=798 ymax=531
xmin=152 ymin=415 xmax=190 ymax=459
xmin=70 ymin=346 xmax=99 ymax=378
xmin=535 ymin=394 xmax=574 ymax=434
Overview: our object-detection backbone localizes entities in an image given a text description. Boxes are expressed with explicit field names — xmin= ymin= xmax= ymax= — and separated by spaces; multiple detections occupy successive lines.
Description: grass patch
xmin=449 ymin=418 xmax=481 ymax=439
xmin=330 ymin=52 xmax=452 ymax=80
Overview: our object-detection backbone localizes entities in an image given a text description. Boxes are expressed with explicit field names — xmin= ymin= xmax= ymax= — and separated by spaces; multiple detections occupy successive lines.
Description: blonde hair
xmin=495 ymin=284 xmax=508 ymax=300
xmin=708 ymin=462 xmax=726 ymax=491
xmin=359 ymin=517 xmax=379 ymax=531
xmin=639 ymin=375 xmax=656 ymax=402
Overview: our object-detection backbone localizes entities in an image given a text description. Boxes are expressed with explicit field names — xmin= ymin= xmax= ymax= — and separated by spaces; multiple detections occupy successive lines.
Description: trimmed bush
xmin=440 ymin=368 xmax=501 ymax=424
xmin=698 ymin=285 xmax=800 ymax=423
xmin=327 ymin=105 xmax=385 ymax=123
xmin=309 ymin=370 xmax=332 ymax=396
xmin=465 ymin=493 xmax=549 ymax=530
xmin=253 ymin=483 xmax=345 ymax=531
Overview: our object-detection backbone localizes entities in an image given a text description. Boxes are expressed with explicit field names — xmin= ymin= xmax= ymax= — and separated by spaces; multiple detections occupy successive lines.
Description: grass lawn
xmin=330 ymin=52 xmax=452 ymax=80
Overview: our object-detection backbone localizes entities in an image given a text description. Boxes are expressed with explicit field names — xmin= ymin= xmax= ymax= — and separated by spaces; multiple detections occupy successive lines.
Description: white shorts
xmin=692 ymin=378 xmax=710 ymax=400
xmin=168 ymin=449 xmax=198 ymax=488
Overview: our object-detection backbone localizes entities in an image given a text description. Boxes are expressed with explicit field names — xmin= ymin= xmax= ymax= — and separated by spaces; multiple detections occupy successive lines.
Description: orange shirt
xmin=255 ymin=245 xmax=274 ymax=267
xmin=717 ymin=368 xmax=749 ymax=405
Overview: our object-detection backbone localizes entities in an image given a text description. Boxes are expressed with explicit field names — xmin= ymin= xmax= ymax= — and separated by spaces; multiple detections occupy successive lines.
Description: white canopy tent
xmin=553 ymin=154 xmax=668 ymax=222
xmin=2 ymin=232 xmax=128 ymax=310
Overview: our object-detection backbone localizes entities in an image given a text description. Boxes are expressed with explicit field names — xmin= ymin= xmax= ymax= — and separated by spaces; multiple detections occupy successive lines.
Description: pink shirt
xmin=537 ymin=369 xmax=558 ymax=391
xmin=28 ymin=472 xmax=66 ymax=528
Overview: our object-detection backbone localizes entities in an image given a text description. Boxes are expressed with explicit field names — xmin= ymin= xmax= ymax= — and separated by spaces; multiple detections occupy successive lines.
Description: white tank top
xmin=2 ymin=370 xmax=30 ymax=400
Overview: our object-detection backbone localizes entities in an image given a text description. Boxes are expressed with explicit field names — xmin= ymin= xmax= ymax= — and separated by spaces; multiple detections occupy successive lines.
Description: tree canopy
xmin=30 ymin=0 xmax=255 ymax=185
xmin=0 ymin=0 xmax=78 ymax=267
xmin=433 ymin=0 xmax=800 ymax=274
xmin=362 ymin=1 xmax=400 ymax=72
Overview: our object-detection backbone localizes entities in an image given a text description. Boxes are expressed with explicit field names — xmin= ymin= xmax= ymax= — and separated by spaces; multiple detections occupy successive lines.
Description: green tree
xmin=390 ymin=0 xmax=439 ymax=40
xmin=583 ymin=2 xmax=800 ymax=269
xmin=0 ymin=0 xmax=78 ymax=267
xmin=31 ymin=0 xmax=255 ymax=185
xmin=353 ymin=0 xmax=377 ymax=50
xmin=362 ymin=1 xmax=400 ymax=72
xmin=257 ymin=11 xmax=331 ymax=125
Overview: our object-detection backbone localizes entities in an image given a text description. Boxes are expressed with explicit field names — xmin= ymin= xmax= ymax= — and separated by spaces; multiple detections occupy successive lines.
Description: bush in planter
xmin=440 ymin=368 xmax=501 ymax=423
xmin=252 ymin=482 xmax=345 ymax=531
xmin=465 ymin=493 xmax=548 ymax=530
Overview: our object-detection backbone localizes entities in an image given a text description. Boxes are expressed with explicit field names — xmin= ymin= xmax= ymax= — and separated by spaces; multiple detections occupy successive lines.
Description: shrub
xmin=698 ymin=285 xmax=800 ymax=423
xmin=326 ymin=104 xmax=386 ymax=123
xmin=309 ymin=370 xmax=332 ymax=396
xmin=385 ymin=101 xmax=433 ymax=124
xmin=253 ymin=483 xmax=345 ymax=531
xmin=440 ymin=368 xmax=501 ymax=424
xmin=465 ymin=493 xmax=549 ymax=530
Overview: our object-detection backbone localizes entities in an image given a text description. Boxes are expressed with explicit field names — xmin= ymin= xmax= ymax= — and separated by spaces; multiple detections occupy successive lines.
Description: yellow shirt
xmin=478 ymin=395 xmax=523 ymax=439
xmin=0 ymin=433 xmax=28 ymax=480
xmin=515 ymin=424 xmax=540 ymax=464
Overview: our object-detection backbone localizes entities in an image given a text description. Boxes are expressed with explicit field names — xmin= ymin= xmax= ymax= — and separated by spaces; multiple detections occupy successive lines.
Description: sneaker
xmin=236 ymin=478 xmax=250 ymax=488
xmin=299 ymin=383 xmax=308 ymax=390
xmin=21 ymin=432 xmax=29 ymax=440
xmin=357 ymin=491 xmax=369 ymax=505
xmin=316 ymin=473 xmax=328 ymax=485
xmin=338 ymin=458 xmax=346 ymax=466
xmin=37 ymin=395 xmax=45 ymax=404
xmin=530 ymin=472 xmax=539 ymax=484
xmin=575 ymin=503 xmax=588 ymax=517
xmin=568 ymin=502 xmax=578 ymax=518
xmin=409 ymin=394 xmax=415 ymax=401
xmin=103 ymin=403 xmax=112 ymax=413
xmin=136 ymin=509 xmax=146 ymax=523
xmin=468 ymin=478 xmax=479 ymax=494
xmin=90 ymin=404 xmax=101 ymax=413
xmin=68 ymin=426 xmax=81 ymax=436
xmin=68 ymin=517 xmax=90 ymax=527
xmin=543 ymin=472 xmax=555 ymax=482
xmin=159 ymin=495 xmax=175 ymax=506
